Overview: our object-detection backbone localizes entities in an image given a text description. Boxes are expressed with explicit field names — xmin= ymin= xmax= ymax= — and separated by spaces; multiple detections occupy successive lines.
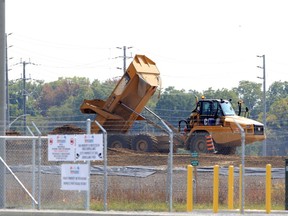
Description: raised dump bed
xmin=80 ymin=54 xmax=161 ymax=134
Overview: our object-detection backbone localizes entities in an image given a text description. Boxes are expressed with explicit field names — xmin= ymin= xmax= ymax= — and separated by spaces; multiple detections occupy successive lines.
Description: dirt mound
xmin=49 ymin=124 xmax=85 ymax=134
xmin=5 ymin=130 xmax=21 ymax=136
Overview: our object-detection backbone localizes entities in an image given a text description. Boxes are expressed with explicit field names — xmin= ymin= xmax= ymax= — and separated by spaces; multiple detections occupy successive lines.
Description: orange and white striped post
xmin=205 ymin=134 xmax=215 ymax=153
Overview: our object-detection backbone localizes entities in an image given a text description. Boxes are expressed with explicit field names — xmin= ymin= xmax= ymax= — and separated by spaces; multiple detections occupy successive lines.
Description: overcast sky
xmin=5 ymin=0 xmax=288 ymax=92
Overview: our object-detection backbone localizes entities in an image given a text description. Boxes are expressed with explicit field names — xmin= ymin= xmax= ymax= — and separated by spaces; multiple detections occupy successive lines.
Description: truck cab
xmin=190 ymin=99 xmax=235 ymax=127
xmin=181 ymin=97 xmax=266 ymax=154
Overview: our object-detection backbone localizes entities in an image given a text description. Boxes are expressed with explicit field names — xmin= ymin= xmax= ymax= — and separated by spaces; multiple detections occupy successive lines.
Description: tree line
xmin=8 ymin=77 xmax=288 ymax=156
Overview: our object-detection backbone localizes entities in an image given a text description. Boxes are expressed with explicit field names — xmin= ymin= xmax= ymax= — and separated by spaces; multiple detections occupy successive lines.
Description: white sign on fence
xmin=75 ymin=134 xmax=103 ymax=161
xmin=61 ymin=163 xmax=89 ymax=191
xmin=48 ymin=135 xmax=75 ymax=161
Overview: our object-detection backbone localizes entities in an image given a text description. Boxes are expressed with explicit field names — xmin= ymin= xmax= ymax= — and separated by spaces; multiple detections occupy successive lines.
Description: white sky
xmin=5 ymin=0 xmax=288 ymax=92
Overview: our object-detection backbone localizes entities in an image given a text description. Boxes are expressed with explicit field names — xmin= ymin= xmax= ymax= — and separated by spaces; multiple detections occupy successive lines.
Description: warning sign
xmin=75 ymin=134 xmax=103 ymax=161
xmin=61 ymin=164 xmax=89 ymax=191
xmin=48 ymin=135 xmax=75 ymax=161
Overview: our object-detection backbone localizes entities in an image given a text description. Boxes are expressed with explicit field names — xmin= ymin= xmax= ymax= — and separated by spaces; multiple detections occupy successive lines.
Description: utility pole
xmin=23 ymin=61 xmax=28 ymax=135
xmin=116 ymin=46 xmax=132 ymax=73
xmin=0 ymin=0 xmax=6 ymax=208
xmin=16 ymin=60 xmax=36 ymax=135
xmin=5 ymin=33 xmax=12 ymax=128
xmin=257 ymin=55 xmax=267 ymax=156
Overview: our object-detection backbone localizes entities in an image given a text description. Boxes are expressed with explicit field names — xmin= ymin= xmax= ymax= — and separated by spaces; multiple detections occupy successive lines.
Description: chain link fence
xmin=0 ymin=120 xmax=285 ymax=211
xmin=3 ymin=136 xmax=87 ymax=209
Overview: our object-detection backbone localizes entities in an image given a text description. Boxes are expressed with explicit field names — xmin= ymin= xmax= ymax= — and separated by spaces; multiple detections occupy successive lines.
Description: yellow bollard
xmin=266 ymin=164 xmax=272 ymax=214
xmin=213 ymin=165 xmax=219 ymax=213
xmin=228 ymin=165 xmax=234 ymax=209
xmin=239 ymin=164 xmax=242 ymax=210
xmin=186 ymin=165 xmax=193 ymax=211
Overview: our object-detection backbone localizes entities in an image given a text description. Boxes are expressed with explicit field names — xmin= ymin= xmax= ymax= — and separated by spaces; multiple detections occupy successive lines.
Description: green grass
xmin=87 ymin=177 xmax=286 ymax=212
xmin=91 ymin=200 xmax=171 ymax=212
xmin=91 ymin=200 xmax=285 ymax=212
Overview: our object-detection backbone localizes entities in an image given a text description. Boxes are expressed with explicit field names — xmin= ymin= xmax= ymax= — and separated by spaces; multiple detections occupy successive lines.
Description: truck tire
xmin=131 ymin=134 xmax=158 ymax=152
xmin=190 ymin=133 xmax=208 ymax=153
xmin=216 ymin=146 xmax=237 ymax=155
xmin=108 ymin=135 xmax=130 ymax=149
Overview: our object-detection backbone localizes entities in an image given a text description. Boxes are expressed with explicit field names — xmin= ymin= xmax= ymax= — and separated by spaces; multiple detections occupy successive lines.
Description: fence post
xmin=94 ymin=120 xmax=108 ymax=211
xmin=228 ymin=165 xmax=234 ymax=209
xmin=144 ymin=106 xmax=173 ymax=212
xmin=213 ymin=165 xmax=219 ymax=213
xmin=0 ymin=0 xmax=6 ymax=208
xmin=239 ymin=164 xmax=242 ymax=212
xmin=266 ymin=164 xmax=271 ymax=213
xmin=285 ymin=159 xmax=288 ymax=210
xmin=234 ymin=118 xmax=245 ymax=215
xmin=0 ymin=137 xmax=5 ymax=209
xmin=32 ymin=121 xmax=42 ymax=210
xmin=186 ymin=165 xmax=193 ymax=211
xmin=26 ymin=126 xmax=36 ymax=209
xmin=85 ymin=119 xmax=91 ymax=210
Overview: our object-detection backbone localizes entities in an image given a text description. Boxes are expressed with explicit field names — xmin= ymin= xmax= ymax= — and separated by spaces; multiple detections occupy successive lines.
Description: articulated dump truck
xmin=80 ymin=54 xmax=266 ymax=155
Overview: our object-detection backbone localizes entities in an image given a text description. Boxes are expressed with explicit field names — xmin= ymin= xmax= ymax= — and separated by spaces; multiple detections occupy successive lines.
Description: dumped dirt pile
xmin=5 ymin=130 xmax=21 ymax=136
xmin=49 ymin=124 xmax=85 ymax=135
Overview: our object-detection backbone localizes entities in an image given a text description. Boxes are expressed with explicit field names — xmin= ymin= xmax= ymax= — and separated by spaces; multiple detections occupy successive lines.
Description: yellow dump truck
xmin=80 ymin=54 xmax=266 ymax=154
xmin=178 ymin=97 xmax=265 ymax=154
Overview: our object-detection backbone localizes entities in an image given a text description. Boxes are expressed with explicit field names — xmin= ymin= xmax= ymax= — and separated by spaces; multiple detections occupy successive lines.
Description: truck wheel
xmin=217 ymin=146 xmax=237 ymax=155
xmin=108 ymin=135 xmax=130 ymax=149
xmin=191 ymin=134 xmax=208 ymax=153
xmin=131 ymin=134 xmax=158 ymax=152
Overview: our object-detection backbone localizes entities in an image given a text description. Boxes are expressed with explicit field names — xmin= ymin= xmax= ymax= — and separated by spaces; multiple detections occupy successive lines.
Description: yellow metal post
xmin=213 ymin=165 xmax=219 ymax=213
xmin=266 ymin=164 xmax=272 ymax=214
xmin=228 ymin=165 xmax=234 ymax=209
xmin=186 ymin=165 xmax=193 ymax=211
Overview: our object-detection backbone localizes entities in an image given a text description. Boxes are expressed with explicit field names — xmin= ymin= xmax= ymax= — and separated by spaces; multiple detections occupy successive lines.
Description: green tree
xmin=234 ymin=80 xmax=262 ymax=118
xmin=91 ymin=78 xmax=117 ymax=100
xmin=203 ymin=87 xmax=239 ymax=111
xmin=40 ymin=77 xmax=93 ymax=120
xmin=9 ymin=79 xmax=43 ymax=119
xmin=265 ymin=97 xmax=288 ymax=155
xmin=266 ymin=81 xmax=288 ymax=111
xmin=155 ymin=86 xmax=200 ymax=126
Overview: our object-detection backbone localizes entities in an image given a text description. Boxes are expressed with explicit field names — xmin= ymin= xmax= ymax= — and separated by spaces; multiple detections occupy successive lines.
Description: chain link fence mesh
xmin=0 ymin=121 xmax=285 ymax=211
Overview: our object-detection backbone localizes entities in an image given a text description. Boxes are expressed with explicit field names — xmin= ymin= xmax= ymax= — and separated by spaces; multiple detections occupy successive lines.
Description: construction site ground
xmin=47 ymin=125 xmax=285 ymax=168
xmin=96 ymin=148 xmax=286 ymax=168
